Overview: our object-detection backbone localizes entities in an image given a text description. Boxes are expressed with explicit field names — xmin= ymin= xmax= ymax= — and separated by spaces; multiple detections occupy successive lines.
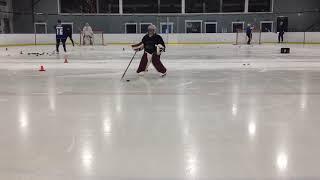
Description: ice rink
xmin=1 ymin=44 xmax=320 ymax=180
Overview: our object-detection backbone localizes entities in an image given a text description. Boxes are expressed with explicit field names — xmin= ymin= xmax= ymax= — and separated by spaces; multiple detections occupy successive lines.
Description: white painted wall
xmin=0 ymin=32 xmax=320 ymax=46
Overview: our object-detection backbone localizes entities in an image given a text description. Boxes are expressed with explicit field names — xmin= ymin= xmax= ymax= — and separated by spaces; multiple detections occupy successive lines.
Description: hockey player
xmin=65 ymin=25 xmax=74 ymax=46
xmin=55 ymin=20 xmax=67 ymax=53
xmin=278 ymin=21 xmax=285 ymax=43
xmin=246 ymin=24 xmax=254 ymax=45
xmin=131 ymin=24 xmax=167 ymax=77
xmin=82 ymin=23 xmax=94 ymax=45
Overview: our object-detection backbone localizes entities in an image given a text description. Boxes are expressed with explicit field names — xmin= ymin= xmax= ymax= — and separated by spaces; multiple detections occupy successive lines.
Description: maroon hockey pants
xmin=137 ymin=53 xmax=167 ymax=74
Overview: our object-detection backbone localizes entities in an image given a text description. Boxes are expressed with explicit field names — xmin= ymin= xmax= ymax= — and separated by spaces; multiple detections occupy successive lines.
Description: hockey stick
xmin=121 ymin=51 xmax=137 ymax=80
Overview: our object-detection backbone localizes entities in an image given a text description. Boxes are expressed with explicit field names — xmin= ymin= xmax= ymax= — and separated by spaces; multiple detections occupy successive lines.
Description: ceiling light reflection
xmin=103 ymin=117 xmax=112 ymax=135
xmin=19 ymin=110 xmax=28 ymax=128
xmin=186 ymin=154 xmax=197 ymax=177
xmin=232 ymin=104 xmax=238 ymax=116
xmin=82 ymin=148 xmax=93 ymax=171
xmin=248 ymin=122 xmax=256 ymax=137
xmin=277 ymin=153 xmax=288 ymax=171
xmin=19 ymin=98 xmax=29 ymax=132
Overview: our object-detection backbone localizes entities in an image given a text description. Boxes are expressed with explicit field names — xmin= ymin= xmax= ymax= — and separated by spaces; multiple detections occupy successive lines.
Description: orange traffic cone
xmin=39 ymin=65 xmax=46 ymax=72
xmin=64 ymin=57 xmax=68 ymax=63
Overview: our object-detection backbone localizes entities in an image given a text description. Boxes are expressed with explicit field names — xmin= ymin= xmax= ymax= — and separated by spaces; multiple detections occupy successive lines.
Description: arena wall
xmin=1 ymin=32 xmax=320 ymax=46
xmin=10 ymin=0 xmax=320 ymax=33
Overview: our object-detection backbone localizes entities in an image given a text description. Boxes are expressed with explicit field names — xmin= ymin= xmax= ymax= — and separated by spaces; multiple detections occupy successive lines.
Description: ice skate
xmin=160 ymin=72 xmax=167 ymax=78
xmin=138 ymin=71 xmax=145 ymax=76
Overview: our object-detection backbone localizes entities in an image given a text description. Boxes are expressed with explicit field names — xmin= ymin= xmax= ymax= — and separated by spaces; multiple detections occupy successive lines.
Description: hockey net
xmin=79 ymin=30 xmax=105 ymax=46
xmin=235 ymin=29 xmax=262 ymax=45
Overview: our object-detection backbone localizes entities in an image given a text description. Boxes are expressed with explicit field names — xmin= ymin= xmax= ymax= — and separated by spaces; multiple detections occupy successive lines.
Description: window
xmin=62 ymin=22 xmax=74 ymax=33
xmin=186 ymin=0 xmax=220 ymax=13
xmin=232 ymin=22 xmax=244 ymax=32
xmin=125 ymin=23 xmax=137 ymax=33
xmin=99 ymin=0 xmax=119 ymax=13
xmin=60 ymin=0 xmax=97 ymax=13
xmin=0 ymin=0 xmax=7 ymax=6
xmin=205 ymin=22 xmax=217 ymax=33
xmin=160 ymin=23 xmax=174 ymax=34
xmin=123 ymin=0 xmax=158 ymax=13
xmin=3 ymin=18 xmax=10 ymax=33
xmin=160 ymin=0 xmax=181 ymax=13
xmin=249 ymin=0 xmax=271 ymax=12
xmin=185 ymin=20 xmax=202 ymax=33
xmin=140 ymin=23 xmax=152 ymax=34
xmin=123 ymin=0 xmax=181 ymax=13
xmin=277 ymin=16 xmax=288 ymax=32
xmin=34 ymin=23 xmax=47 ymax=34
xmin=260 ymin=21 xmax=273 ymax=32
xmin=223 ymin=0 xmax=245 ymax=12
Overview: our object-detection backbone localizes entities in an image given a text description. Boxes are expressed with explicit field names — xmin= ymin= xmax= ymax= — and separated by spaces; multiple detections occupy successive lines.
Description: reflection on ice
xmin=82 ymin=146 xmax=93 ymax=173
xmin=48 ymin=76 xmax=56 ymax=112
xmin=277 ymin=152 xmax=288 ymax=171
xmin=186 ymin=156 xmax=197 ymax=177
xmin=248 ymin=122 xmax=256 ymax=137
xmin=103 ymin=117 xmax=112 ymax=135
xmin=19 ymin=96 xmax=29 ymax=133
xmin=232 ymin=104 xmax=238 ymax=116
xmin=19 ymin=109 xmax=28 ymax=128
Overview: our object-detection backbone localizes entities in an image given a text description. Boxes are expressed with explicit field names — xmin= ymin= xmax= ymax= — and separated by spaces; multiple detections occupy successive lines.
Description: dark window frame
xmin=248 ymin=0 xmax=271 ymax=12
xmin=60 ymin=0 xmax=98 ymax=13
xmin=185 ymin=0 xmax=220 ymax=13
xmin=232 ymin=21 xmax=244 ymax=33
xmin=160 ymin=22 xmax=174 ymax=34
xmin=98 ymin=0 xmax=120 ymax=13
xmin=34 ymin=22 xmax=48 ymax=34
xmin=205 ymin=22 xmax=218 ymax=33
xmin=140 ymin=23 xmax=152 ymax=34
xmin=222 ymin=0 xmax=245 ymax=12
xmin=0 ymin=0 xmax=7 ymax=6
xmin=185 ymin=20 xmax=203 ymax=33
xmin=125 ymin=23 xmax=138 ymax=34
xmin=260 ymin=21 xmax=273 ymax=32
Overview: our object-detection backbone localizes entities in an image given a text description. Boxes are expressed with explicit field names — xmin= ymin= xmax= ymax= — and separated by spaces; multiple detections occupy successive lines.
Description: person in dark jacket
xmin=132 ymin=24 xmax=167 ymax=77
xmin=64 ymin=25 xmax=75 ymax=46
xmin=278 ymin=21 xmax=285 ymax=43
xmin=246 ymin=24 xmax=254 ymax=45
xmin=55 ymin=20 xmax=67 ymax=53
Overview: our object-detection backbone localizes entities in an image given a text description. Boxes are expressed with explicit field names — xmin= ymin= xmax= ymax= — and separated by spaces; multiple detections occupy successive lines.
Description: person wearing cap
xmin=132 ymin=24 xmax=167 ymax=77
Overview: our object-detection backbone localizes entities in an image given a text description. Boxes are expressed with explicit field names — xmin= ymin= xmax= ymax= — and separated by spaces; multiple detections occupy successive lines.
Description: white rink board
xmin=1 ymin=32 xmax=320 ymax=46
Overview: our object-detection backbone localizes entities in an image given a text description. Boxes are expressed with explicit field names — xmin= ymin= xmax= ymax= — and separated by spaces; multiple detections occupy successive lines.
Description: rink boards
xmin=1 ymin=32 xmax=320 ymax=46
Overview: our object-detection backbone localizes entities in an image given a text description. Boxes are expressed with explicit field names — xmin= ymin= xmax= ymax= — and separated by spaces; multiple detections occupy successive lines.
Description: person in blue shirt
xmin=55 ymin=20 xmax=67 ymax=53
xmin=246 ymin=24 xmax=254 ymax=45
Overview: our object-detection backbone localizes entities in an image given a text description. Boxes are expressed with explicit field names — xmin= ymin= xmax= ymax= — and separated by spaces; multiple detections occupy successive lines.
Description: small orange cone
xmin=64 ymin=57 xmax=68 ymax=63
xmin=39 ymin=65 xmax=46 ymax=72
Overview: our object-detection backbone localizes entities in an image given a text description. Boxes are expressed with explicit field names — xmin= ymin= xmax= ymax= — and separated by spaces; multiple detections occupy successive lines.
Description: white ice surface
xmin=1 ymin=44 xmax=320 ymax=180
xmin=1 ymin=44 xmax=320 ymax=71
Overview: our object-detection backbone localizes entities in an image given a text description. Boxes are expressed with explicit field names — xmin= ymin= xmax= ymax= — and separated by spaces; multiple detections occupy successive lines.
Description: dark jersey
xmin=64 ymin=25 xmax=72 ymax=36
xmin=278 ymin=25 xmax=285 ymax=33
xmin=246 ymin=26 xmax=252 ymax=34
xmin=142 ymin=34 xmax=165 ymax=54
xmin=55 ymin=24 xmax=66 ymax=39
